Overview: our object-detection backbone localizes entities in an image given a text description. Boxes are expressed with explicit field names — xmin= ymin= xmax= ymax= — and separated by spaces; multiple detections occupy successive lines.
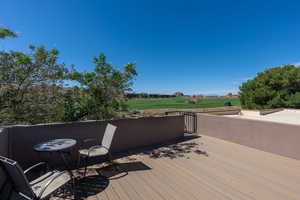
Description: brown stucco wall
xmin=3 ymin=116 xmax=184 ymax=168
xmin=0 ymin=128 xmax=8 ymax=157
xmin=197 ymin=113 xmax=300 ymax=160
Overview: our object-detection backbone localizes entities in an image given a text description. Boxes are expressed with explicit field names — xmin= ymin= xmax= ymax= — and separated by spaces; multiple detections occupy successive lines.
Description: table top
xmin=34 ymin=138 xmax=77 ymax=152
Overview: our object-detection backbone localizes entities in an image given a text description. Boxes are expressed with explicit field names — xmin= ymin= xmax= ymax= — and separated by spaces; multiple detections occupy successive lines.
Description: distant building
xmin=223 ymin=93 xmax=239 ymax=98
xmin=125 ymin=92 xmax=175 ymax=98
xmin=173 ymin=92 xmax=184 ymax=97
xmin=192 ymin=95 xmax=203 ymax=100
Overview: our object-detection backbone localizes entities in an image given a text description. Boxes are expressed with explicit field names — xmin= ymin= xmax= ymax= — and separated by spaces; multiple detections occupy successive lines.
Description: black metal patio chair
xmin=0 ymin=156 xmax=73 ymax=200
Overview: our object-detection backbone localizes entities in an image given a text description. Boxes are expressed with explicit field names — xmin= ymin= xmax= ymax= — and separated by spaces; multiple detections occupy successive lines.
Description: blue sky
xmin=2 ymin=0 xmax=300 ymax=95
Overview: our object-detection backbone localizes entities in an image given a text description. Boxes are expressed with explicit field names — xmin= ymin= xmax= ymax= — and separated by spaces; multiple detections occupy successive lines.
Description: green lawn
xmin=126 ymin=97 xmax=241 ymax=110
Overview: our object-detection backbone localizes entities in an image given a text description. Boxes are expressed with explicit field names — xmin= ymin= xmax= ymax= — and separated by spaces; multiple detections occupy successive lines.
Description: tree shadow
xmin=142 ymin=141 xmax=208 ymax=159
xmin=119 ymin=135 xmax=208 ymax=160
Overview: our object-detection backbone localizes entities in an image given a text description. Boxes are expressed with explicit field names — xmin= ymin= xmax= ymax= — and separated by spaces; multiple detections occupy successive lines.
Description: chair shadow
xmin=74 ymin=175 xmax=109 ymax=199
xmin=96 ymin=161 xmax=151 ymax=180
xmin=51 ymin=175 xmax=109 ymax=200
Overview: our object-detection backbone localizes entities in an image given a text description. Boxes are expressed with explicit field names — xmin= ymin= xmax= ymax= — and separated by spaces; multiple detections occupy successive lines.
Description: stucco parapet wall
xmin=3 ymin=115 xmax=184 ymax=168
xmin=198 ymin=112 xmax=300 ymax=126
xmin=196 ymin=113 xmax=300 ymax=160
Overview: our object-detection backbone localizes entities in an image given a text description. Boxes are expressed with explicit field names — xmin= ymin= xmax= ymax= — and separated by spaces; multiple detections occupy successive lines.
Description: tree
xmin=0 ymin=27 xmax=17 ymax=39
xmin=239 ymin=64 xmax=300 ymax=109
xmin=67 ymin=53 xmax=137 ymax=120
xmin=0 ymin=45 xmax=68 ymax=125
xmin=0 ymin=27 xmax=137 ymax=125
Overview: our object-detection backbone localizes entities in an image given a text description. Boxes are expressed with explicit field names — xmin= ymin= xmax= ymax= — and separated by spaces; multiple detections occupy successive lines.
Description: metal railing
xmin=165 ymin=111 xmax=197 ymax=134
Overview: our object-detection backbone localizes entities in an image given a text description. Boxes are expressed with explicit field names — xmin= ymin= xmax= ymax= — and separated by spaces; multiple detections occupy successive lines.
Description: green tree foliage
xmin=0 ymin=50 xmax=137 ymax=125
xmin=239 ymin=64 xmax=300 ymax=109
xmin=0 ymin=27 xmax=137 ymax=125
xmin=66 ymin=53 xmax=137 ymax=121
xmin=0 ymin=27 xmax=17 ymax=39
xmin=0 ymin=45 xmax=68 ymax=125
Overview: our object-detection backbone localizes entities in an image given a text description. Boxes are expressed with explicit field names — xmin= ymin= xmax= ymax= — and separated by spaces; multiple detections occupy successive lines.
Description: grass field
xmin=126 ymin=97 xmax=241 ymax=110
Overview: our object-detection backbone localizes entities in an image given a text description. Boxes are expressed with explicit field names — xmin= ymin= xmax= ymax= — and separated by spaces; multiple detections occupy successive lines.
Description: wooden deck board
xmin=51 ymin=135 xmax=300 ymax=200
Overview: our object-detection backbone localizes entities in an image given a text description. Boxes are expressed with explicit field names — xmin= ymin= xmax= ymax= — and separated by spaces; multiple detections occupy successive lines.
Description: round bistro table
xmin=34 ymin=139 xmax=77 ymax=173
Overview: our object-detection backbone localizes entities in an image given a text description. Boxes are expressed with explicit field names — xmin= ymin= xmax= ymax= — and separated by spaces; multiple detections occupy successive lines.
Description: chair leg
xmin=66 ymin=179 xmax=76 ymax=200
xmin=71 ymin=173 xmax=76 ymax=194
xmin=73 ymin=179 xmax=77 ymax=199
xmin=83 ymin=157 xmax=88 ymax=177
xmin=107 ymin=152 xmax=120 ymax=171
xmin=77 ymin=153 xmax=81 ymax=169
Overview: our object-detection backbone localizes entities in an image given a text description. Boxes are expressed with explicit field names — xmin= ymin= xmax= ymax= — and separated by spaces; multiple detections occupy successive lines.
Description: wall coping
xmin=2 ymin=115 xmax=181 ymax=129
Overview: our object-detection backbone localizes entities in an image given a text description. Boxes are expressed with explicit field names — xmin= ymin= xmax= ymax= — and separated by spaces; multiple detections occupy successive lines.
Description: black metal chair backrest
xmin=0 ymin=164 xmax=15 ymax=199
xmin=0 ymin=156 xmax=35 ymax=199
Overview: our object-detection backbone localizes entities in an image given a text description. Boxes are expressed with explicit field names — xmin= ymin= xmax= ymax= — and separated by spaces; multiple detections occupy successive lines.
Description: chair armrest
xmin=37 ymin=170 xmax=71 ymax=199
xmin=24 ymin=162 xmax=48 ymax=175
xmin=19 ymin=192 xmax=34 ymax=200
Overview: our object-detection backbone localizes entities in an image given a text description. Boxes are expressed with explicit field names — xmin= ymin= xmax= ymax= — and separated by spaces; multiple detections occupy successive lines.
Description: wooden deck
xmin=53 ymin=135 xmax=300 ymax=200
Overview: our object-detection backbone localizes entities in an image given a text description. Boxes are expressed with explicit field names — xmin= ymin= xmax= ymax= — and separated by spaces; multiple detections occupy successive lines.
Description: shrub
xmin=239 ymin=64 xmax=300 ymax=109
xmin=224 ymin=101 xmax=232 ymax=106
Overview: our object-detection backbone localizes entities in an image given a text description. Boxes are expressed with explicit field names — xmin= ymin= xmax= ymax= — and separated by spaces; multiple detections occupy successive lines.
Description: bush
xmin=239 ymin=64 xmax=300 ymax=109
xmin=224 ymin=101 xmax=232 ymax=106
